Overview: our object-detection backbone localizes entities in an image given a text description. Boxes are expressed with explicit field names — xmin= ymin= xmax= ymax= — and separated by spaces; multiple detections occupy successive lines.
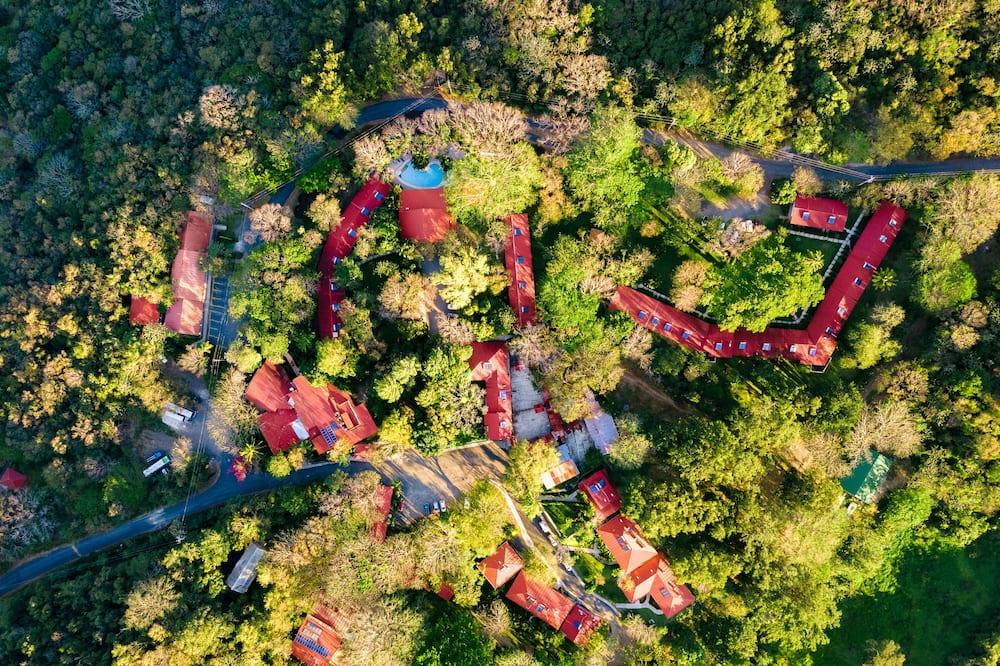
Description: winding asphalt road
xmin=0 ymin=457 xmax=369 ymax=598
xmin=7 ymin=94 xmax=1000 ymax=601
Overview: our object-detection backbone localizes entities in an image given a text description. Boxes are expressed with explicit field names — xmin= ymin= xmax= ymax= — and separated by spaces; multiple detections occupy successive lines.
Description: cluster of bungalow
xmin=579 ymin=469 xmax=695 ymax=618
xmin=481 ymin=541 xmax=602 ymax=646
xmin=611 ymin=199 xmax=907 ymax=368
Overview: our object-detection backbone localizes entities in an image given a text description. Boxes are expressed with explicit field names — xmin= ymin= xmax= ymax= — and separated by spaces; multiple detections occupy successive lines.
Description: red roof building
xmin=618 ymin=554 xmax=695 ymax=618
xmin=370 ymin=484 xmax=393 ymax=543
xmin=291 ymin=604 xmax=341 ymax=666
xmin=479 ymin=541 xmax=524 ymax=589
xmin=650 ymin=576 xmax=696 ymax=619
xmin=129 ymin=296 xmax=161 ymax=325
xmin=578 ymin=470 xmax=621 ymax=521
xmin=790 ymin=196 xmax=849 ymax=232
xmin=316 ymin=178 xmax=390 ymax=340
xmin=399 ymin=188 xmax=454 ymax=242
xmin=609 ymin=201 xmax=906 ymax=368
xmin=597 ymin=515 xmax=658 ymax=574
xmin=436 ymin=583 xmax=455 ymax=601
xmin=505 ymin=572 xmax=574 ymax=630
xmin=318 ymin=178 xmax=390 ymax=276
xmin=258 ymin=409 xmax=303 ymax=454
xmin=245 ymin=361 xmax=378 ymax=456
xmin=245 ymin=361 xmax=294 ymax=412
xmin=0 ymin=467 xmax=28 ymax=490
xmin=504 ymin=213 xmax=537 ymax=326
xmin=560 ymin=604 xmax=602 ymax=646
xmin=468 ymin=341 xmax=513 ymax=442
xmin=316 ymin=276 xmax=345 ymax=340
xmin=540 ymin=443 xmax=580 ymax=490
xmin=164 ymin=212 xmax=213 ymax=336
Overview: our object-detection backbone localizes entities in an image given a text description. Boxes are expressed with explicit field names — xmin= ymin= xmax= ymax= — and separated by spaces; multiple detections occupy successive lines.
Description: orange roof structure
xmin=560 ymin=604 xmax=602 ymax=645
xmin=258 ymin=409 xmax=302 ymax=454
xmin=540 ymin=443 xmax=579 ymax=489
xmin=505 ymin=213 xmax=536 ymax=326
xmin=0 ymin=467 xmax=28 ymax=490
xmin=129 ymin=296 xmax=161 ymax=325
xmin=399 ymin=188 xmax=454 ymax=242
xmin=479 ymin=541 xmax=524 ymax=589
xmin=618 ymin=554 xmax=695 ymax=617
xmin=164 ymin=212 xmax=212 ymax=336
xmin=790 ymin=196 xmax=848 ymax=232
xmin=468 ymin=341 xmax=513 ymax=442
xmin=291 ymin=604 xmax=341 ymax=666
xmin=505 ymin=572 xmax=574 ymax=630
xmin=609 ymin=201 xmax=906 ymax=368
xmin=578 ymin=469 xmax=621 ymax=521
xmin=597 ymin=515 xmax=658 ymax=574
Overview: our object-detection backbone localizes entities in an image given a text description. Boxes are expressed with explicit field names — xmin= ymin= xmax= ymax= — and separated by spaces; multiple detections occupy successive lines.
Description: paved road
xmin=0 ymin=458 xmax=371 ymax=598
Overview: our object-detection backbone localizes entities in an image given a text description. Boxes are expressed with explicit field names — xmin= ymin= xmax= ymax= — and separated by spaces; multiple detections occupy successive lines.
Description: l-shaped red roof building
xmin=505 ymin=213 xmax=537 ymax=326
xmin=245 ymin=360 xmax=378 ymax=455
xmin=316 ymin=178 xmax=391 ymax=340
xmin=611 ymin=200 xmax=906 ymax=368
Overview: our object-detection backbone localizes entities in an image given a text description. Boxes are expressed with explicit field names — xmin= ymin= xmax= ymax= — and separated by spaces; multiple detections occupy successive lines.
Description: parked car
xmin=423 ymin=503 xmax=431 ymax=516
xmin=145 ymin=450 xmax=165 ymax=465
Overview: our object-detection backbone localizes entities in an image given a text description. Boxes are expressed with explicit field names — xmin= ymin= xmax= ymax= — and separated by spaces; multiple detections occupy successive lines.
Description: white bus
xmin=143 ymin=454 xmax=171 ymax=477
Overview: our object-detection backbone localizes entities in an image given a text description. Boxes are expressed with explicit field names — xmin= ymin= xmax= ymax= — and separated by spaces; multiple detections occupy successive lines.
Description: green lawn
xmin=785 ymin=233 xmax=840 ymax=271
xmin=815 ymin=531 xmax=1000 ymax=666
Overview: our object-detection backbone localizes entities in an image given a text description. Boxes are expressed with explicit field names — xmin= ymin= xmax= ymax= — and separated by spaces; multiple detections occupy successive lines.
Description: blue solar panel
xmin=319 ymin=424 xmax=339 ymax=445
xmin=294 ymin=635 xmax=330 ymax=657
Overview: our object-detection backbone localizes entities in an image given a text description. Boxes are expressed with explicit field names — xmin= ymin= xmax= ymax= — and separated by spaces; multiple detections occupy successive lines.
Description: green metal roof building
xmin=841 ymin=451 xmax=893 ymax=504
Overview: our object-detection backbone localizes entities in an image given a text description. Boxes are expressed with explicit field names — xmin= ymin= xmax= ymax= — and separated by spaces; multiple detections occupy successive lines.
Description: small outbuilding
xmin=226 ymin=542 xmax=266 ymax=593
xmin=841 ymin=451 xmax=893 ymax=504
xmin=0 ymin=467 xmax=28 ymax=490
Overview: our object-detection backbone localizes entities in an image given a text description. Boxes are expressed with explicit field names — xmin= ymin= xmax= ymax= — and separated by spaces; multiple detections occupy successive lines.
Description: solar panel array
xmin=294 ymin=635 xmax=330 ymax=657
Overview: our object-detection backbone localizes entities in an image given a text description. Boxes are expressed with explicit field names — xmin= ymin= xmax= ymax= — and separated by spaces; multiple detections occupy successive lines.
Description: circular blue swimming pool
xmin=396 ymin=158 xmax=445 ymax=189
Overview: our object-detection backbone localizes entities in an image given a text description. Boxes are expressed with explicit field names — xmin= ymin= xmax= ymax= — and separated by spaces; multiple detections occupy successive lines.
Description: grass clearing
xmin=815 ymin=531 xmax=1000 ymax=666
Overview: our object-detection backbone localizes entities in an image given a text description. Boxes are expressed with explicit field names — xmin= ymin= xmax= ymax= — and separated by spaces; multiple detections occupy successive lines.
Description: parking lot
xmin=374 ymin=441 xmax=509 ymax=523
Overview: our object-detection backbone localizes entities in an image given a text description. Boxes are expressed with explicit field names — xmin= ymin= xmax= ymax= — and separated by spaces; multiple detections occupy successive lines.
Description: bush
xmin=770 ymin=178 xmax=797 ymax=204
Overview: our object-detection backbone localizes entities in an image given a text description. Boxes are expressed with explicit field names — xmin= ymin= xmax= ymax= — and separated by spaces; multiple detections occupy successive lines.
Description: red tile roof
xmin=370 ymin=484 xmax=393 ymax=543
xmin=790 ymin=196 xmax=848 ymax=232
xmin=258 ymin=409 xmax=302 ymax=454
xmin=291 ymin=604 xmax=341 ymax=666
xmin=318 ymin=178 xmax=390 ymax=277
xmin=399 ymin=188 xmax=454 ymax=242
xmin=650 ymin=577 xmax=696 ymax=619
xmin=608 ymin=200 xmax=906 ymax=368
xmin=505 ymin=572 xmax=574 ymax=630
xmin=597 ymin=515 xmax=658 ymax=574
xmin=316 ymin=276 xmax=345 ymax=340
xmin=0 ymin=467 xmax=27 ymax=490
xmin=164 ymin=212 xmax=212 ymax=336
xmin=245 ymin=361 xmax=294 ymax=412
xmin=469 ymin=342 xmax=513 ymax=442
xmin=578 ymin=470 xmax=621 ymax=521
xmin=316 ymin=178 xmax=390 ymax=339
xmin=245 ymin=362 xmax=378 ymax=455
xmin=479 ymin=541 xmax=524 ymax=589
xmin=560 ymin=604 xmax=602 ymax=645
xmin=163 ymin=298 xmax=205 ymax=336
xmin=436 ymin=583 xmax=455 ymax=601
xmin=505 ymin=213 xmax=537 ymax=326
xmin=129 ymin=296 xmax=161 ymax=325
xmin=180 ymin=212 xmax=212 ymax=251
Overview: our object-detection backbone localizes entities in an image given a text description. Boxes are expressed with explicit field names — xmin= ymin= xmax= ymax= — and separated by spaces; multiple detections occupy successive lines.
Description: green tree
xmin=915 ymin=239 xmax=977 ymax=315
xmin=703 ymin=231 xmax=825 ymax=331
xmin=565 ymin=106 xmax=647 ymax=230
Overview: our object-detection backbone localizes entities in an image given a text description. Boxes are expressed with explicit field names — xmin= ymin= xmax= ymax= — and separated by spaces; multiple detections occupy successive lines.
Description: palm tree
xmin=239 ymin=440 xmax=264 ymax=469
xmin=871 ymin=268 xmax=897 ymax=292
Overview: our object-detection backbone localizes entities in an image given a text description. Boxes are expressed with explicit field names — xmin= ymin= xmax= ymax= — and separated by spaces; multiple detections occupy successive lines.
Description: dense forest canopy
xmin=1 ymin=0 xmax=999 ymax=664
